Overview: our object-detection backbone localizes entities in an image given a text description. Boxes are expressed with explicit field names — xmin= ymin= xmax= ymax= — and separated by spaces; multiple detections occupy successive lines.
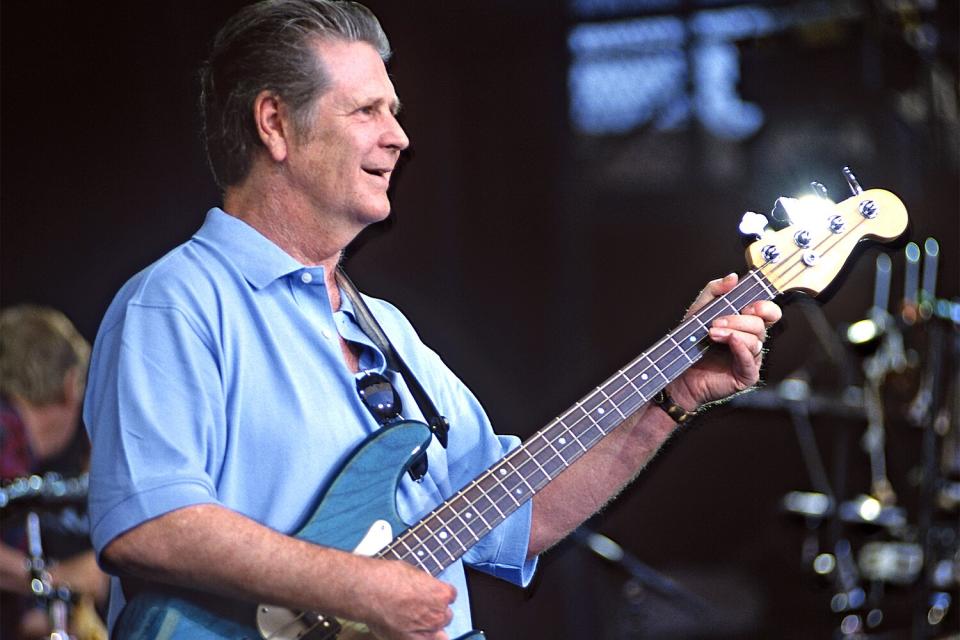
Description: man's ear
xmin=253 ymin=90 xmax=291 ymax=163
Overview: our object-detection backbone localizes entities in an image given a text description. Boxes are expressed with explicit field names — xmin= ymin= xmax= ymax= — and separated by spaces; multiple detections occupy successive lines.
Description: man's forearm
xmin=105 ymin=503 xmax=397 ymax=622
xmin=528 ymin=400 xmax=680 ymax=557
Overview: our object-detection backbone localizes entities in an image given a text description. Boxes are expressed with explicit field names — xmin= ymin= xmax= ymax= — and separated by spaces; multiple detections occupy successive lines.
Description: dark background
xmin=2 ymin=1 xmax=957 ymax=638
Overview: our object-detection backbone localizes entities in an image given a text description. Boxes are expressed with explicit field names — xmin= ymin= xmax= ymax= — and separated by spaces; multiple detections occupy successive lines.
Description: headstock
xmin=741 ymin=171 xmax=909 ymax=297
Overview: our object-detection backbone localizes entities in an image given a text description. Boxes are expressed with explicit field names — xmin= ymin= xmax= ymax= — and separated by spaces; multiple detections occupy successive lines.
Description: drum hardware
xmin=571 ymin=527 xmax=711 ymax=615
xmin=736 ymin=236 xmax=959 ymax=636
xmin=0 ymin=472 xmax=89 ymax=510
xmin=3 ymin=475 xmax=105 ymax=640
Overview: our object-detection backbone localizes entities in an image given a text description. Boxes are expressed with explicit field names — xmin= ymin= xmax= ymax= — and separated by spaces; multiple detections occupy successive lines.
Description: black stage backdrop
xmin=2 ymin=1 xmax=957 ymax=638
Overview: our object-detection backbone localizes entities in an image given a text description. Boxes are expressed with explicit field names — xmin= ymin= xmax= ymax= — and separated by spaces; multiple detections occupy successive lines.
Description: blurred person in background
xmin=1 ymin=305 xmax=108 ymax=640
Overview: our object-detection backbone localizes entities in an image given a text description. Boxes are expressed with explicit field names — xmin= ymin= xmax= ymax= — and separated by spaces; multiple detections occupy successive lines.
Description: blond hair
xmin=0 ymin=305 xmax=90 ymax=406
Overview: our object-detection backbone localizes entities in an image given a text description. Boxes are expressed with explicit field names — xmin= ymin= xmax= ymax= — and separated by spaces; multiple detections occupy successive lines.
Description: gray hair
xmin=200 ymin=0 xmax=391 ymax=189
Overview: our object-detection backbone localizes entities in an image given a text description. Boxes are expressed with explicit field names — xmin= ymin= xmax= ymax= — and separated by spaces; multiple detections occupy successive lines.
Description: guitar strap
xmin=335 ymin=267 xmax=450 ymax=449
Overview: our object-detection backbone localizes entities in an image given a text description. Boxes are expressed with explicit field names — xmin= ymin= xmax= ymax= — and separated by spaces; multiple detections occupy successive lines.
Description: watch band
xmin=652 ymin=389 xmax=696 ymax=425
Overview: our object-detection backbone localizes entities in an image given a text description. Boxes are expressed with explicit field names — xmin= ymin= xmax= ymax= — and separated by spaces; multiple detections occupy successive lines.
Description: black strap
xmin=336 ymin=267 xmax=449 ymax=448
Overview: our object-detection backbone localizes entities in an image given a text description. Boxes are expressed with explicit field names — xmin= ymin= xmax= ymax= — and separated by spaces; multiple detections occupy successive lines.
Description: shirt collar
xmin=194 ymin=208 xmax=307 ymax=290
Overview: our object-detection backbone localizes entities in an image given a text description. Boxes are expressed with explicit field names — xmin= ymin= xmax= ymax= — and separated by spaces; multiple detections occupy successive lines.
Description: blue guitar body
xmin=113 ymin=421 xmax=484 ymax=640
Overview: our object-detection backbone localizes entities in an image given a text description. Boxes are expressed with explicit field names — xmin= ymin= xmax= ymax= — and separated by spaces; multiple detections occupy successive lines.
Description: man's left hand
xmin=668 ymin=273 xmax=782 ymax=412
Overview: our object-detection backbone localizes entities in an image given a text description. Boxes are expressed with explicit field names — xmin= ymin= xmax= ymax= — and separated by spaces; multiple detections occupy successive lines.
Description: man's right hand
xmin=104 ymin=504 xmax=460 ymax=640
xmin=354 ymin=557 xmax=457 ymax=640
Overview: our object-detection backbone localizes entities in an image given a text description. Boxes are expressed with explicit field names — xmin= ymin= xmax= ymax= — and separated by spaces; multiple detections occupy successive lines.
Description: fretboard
xmin=377 ymin=269 xmax=779 ymax=575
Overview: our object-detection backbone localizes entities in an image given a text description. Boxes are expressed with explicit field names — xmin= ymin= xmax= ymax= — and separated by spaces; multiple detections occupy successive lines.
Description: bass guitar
xmin=115 ymin=176 xmax=908 ymax=640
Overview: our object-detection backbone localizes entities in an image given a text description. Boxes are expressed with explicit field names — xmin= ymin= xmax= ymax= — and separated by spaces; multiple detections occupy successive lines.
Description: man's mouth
xmin=362 ymin=167 xmax=391 ymax=179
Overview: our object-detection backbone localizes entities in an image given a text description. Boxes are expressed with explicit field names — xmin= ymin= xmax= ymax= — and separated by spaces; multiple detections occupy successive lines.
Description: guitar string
xmin=386 ymin=271 xmax=772 ymax=572
xmin=287 ymin=203 xmax=876 ymax=635
xmin=387 ymin=209 xmax=872 ymax=572
xmin=276 ymin=273 xmax=773 ymax=638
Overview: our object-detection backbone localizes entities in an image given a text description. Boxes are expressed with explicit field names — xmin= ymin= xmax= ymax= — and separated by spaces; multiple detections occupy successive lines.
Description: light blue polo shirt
xmin=84 ymin=208 xmax=537 ymax=635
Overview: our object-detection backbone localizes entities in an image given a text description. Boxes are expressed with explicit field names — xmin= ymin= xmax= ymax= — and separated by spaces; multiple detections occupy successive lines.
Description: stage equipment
xmin=1 ymin=472 xmax=106 ymax=640
xmin=735 ymin=223 xmax=958 ymax=637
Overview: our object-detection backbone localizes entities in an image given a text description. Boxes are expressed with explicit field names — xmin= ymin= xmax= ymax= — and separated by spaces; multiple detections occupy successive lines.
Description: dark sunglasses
xmin=355 ymin=371 xmax=403 ymax=425
xmin=356 ymin=371 xmax=427 ymax=480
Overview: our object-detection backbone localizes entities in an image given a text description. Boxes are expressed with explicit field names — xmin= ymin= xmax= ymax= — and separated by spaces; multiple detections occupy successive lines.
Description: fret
xmin=382 ymin=267 xmax=786 ymax=580
xmin=626 ymin=356 xmax=658 ymax=392
xmin=649 ymin=356 xmax=671 ymax=385
xmin=406 ymin=525 xmax=444 ymax=574
xmin=719 ymin=296 xmax=740 ymax=316
xmin=399 ymin=547 xmax=431 ymax=574
xmin=607 ymin=381 xmax=638 ymax=417
xmin=752 ymin=270 xmax=777 ymax=298
xmin=502 ymin=457 xmax=536 ymax=498
xmin=427 ymin=512 xmax=469 ymax=555
xmin=374 ymin=534 xmax=416 ymax=562
xmin=691 ymin=314 xmax=710 ymax=335
xmin=596 ymin=385 xmax=627 ymax=420
xmin=481 ymin=471 xmax=519 ymax=510
xmin=574 ymin=401 xmax=605 ymax=442
xmin=540 ymin=428 xmax=574 ymax=474
xmin=618 ymin=368 xmax=643 ymax=396
xmin=659 ymin=352 xmax=693 ymax=381
xmin=558 ymin=417 xmax=589 ymax=454
xmin=462 ymin=486 xmax=493 ymax=530
xmin=667 ymin=333 xmax=695 ymax=364
xmin=416 ymin=519 xmax=455 ymax=568
xmin=447 ymin=497 xmax=481 ymax=543
xmin=517 ymin=447 xmax=552 ymax=490
xmin=578 ymin=392 xmax=603 ymax=414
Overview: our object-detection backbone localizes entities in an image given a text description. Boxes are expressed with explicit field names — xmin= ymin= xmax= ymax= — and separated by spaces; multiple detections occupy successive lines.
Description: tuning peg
xmin=738 ymin=211 xmax=769 ymax=239
xmin=768 ymin=197 xmax=794 ymax=231
xmin=842 ymin=167 xmax=863 ymax=195
xmin=810 ymin=181 xmax=830 ymax=200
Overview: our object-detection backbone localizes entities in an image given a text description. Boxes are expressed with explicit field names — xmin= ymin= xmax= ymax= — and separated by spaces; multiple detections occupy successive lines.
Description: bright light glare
xmin=813 ymin=553 xmax=836 ymax=575
xmin=847 ymin=319 xmax=879 ymax=344
xmin=858 ymin=496 xmax=882 ymax=521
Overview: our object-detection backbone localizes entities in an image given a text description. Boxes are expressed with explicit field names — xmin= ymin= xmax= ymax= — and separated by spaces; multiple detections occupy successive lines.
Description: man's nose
xmin=382 ymin=114 xmax=409 ymax=151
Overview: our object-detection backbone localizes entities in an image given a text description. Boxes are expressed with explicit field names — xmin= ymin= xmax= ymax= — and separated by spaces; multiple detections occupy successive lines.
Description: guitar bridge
xmin=256 ymin=605 xmax=342 ymax=640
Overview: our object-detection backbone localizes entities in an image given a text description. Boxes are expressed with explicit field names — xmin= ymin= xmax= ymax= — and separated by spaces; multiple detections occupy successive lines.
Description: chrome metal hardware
xmin=810 ymin=181 xmax=830 ymax=199
xmin=802 ymin=250 xmax=819 ymax=266
xmin=829 ymin=215 xmax=846 ymax=234
xmin=794 ymin=229 xmax=812 ymax=248
xmin=842 ymin=166 xmax=863 ymax=195
xmin=761 ymin=244 xmax=781 ymax=263
xmin=858 ymin=199 xmax=878 ymax=219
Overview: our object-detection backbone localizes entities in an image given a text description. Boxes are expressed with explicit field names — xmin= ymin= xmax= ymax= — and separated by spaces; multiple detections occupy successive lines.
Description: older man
xmin=84 ymin=2 xmax=781 ymax=639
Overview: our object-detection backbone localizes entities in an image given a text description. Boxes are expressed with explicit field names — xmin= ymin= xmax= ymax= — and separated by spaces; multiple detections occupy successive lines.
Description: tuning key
xmin=842 ymin=166 xmax=863 ymax=195
xmin=810 ymin=181 xmax=830 ymax=200
xmin=738 ymin=211 xmax=769 ymax=240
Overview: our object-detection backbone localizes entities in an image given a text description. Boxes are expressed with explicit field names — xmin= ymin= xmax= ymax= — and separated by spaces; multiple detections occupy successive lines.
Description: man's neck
xmin=222 ymin=174 xmax=358 ymax=311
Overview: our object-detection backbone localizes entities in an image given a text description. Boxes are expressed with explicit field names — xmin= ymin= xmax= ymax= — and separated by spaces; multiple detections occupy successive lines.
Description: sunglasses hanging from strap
xmin=336 ymin=267 xmax=450 ymax=451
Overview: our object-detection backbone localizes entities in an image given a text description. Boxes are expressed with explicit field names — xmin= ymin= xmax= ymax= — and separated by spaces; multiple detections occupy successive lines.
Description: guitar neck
xmin=378 ymin=269 xmax=779 ymax=576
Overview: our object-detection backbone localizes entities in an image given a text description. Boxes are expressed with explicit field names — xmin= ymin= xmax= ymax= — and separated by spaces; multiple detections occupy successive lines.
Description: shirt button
xmin=300 ymin=272 xmax=313 ymax=284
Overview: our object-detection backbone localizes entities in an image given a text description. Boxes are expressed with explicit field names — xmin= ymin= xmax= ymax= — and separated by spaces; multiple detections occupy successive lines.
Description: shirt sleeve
xmin=84 ymin=302 xmax=225 ymax=558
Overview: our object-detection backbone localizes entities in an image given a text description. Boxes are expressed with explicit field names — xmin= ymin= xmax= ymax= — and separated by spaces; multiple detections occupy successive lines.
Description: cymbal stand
xmin=25 ymin=510 xmax=74 ymax=640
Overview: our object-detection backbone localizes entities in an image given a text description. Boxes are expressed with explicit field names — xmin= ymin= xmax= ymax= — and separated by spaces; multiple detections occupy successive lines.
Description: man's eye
xmin=358 ymin=106 xmax=375 ymax=115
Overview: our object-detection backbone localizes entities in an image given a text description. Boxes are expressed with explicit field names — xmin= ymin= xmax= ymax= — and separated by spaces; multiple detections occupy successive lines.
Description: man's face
xmin=284 ymin=39 xmax=409 ymax=231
